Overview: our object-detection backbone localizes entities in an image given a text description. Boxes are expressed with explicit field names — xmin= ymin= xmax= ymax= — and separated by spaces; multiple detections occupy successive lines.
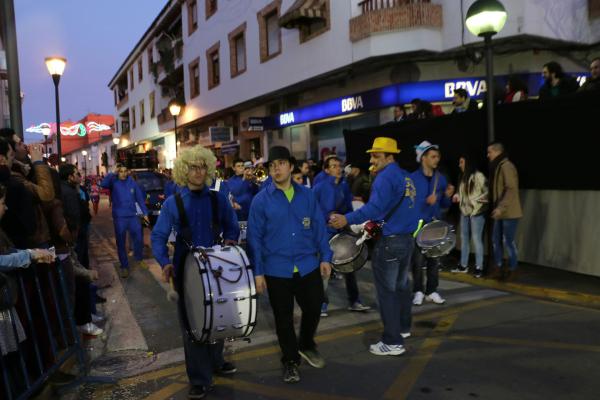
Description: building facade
xmin=109 ymin=0 xmax=600 ymax=165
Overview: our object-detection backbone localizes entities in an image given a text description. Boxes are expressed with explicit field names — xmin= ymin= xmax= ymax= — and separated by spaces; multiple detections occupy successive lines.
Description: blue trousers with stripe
xmin=113 ymin=216 xmax=143 ymax=268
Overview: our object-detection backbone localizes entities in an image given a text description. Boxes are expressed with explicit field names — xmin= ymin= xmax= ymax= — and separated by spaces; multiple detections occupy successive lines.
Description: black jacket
xmin=539 ymin=77 xmax=579 ymax=100
xmin=60 ymin=181 xmax=81 ymax=237
xmin=578 ymin=78 xmax=600 ymax=92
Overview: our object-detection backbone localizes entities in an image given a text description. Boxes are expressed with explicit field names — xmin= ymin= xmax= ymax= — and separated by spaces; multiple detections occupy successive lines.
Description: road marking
xmin=119 ymin=364 xmax=185 ymax=385
xmin=383 ymin=314 xmax=458 ymax=400
xmin=141 ymin=382 xmax=187 ymax=400
xmin=215 ymin=376 xmax=363 ymax=400
xmin=447 ymin=334 xmax=600 ymax=353
xmin=440 ymin=271 xmax=600 ymax=308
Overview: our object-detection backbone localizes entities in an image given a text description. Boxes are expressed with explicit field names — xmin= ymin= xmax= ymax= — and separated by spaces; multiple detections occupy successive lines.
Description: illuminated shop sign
xmin=25 ymin=121 xmax=112 ymax=136
xmin=277 ymin=73 xmax=588 ymax=127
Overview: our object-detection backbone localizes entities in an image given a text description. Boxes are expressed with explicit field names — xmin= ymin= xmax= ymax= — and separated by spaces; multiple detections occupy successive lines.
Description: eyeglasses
xmin=188 ymin=163 xmax=207 ymax=172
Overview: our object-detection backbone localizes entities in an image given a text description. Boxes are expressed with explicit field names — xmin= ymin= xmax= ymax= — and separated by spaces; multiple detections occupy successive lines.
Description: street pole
xmin=0 ymin=0 xmax=24 ymax=136
xmin=484 ymin=34 xmax=495 ymax=144
xmin=53 ymin=76 xmax=62 ymax=159
xmin=174 ymin=115 xmax=178 ymax=157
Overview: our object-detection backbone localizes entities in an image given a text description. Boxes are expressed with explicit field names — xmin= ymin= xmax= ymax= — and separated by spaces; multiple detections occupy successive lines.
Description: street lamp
xmin=113 ymin=137 xmax=120 ymax=145
xmin=45 ymin=56 xmax=67 ymax=159
xmin=81 ymin=150 xmax=88 ymax=178
xmin=169 ymin=99 xmax=182 ymax=156
xmin=465 ymin=0 xmax=507 ymax=143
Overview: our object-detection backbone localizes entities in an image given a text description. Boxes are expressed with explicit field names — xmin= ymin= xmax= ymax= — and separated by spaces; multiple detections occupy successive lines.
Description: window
xmin=266 ymin=12 xmax=280 ymax=57
xmin=258 ymin=1 xmax=282 ymax=63
xmin=299 ymin=0 xmax=331 ymax=43
xmin=189 ymin=58 xmax=200 ymax=98
xmin=140 ymin=100 xmax=145 ymax=125
xmin=228 ymin=22 xmax=247 ymax=77
xmin=129 ymin=69 xmax=134 ymax=90
xmin=147 ymin=47 xmax=153 ymax=68
xmin=206 ymin=0 xmax=217 ymax=19
xmin=188 ymin=0 xmax=198 ymax=34
xmin=114 ymin=89 xmax=118 ymax=106
xmin=138 ymin=59 xmax=143 ymax=82
xmin=206 ymin=43 xmax=220 ymax=90
xmin=150 ymin=91 xmax=156 ymax=118
xmin=131 ymin=106 xmax=136 ymax=129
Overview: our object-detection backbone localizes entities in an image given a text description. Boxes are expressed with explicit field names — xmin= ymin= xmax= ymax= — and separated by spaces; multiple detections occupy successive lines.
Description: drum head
xmin=183 ymin=252 xmax=209 ymax=342
xmin=416 ymin=220 xmax=456 ymax=258
xmin=330 ymin=233 xmax=363 ymax=265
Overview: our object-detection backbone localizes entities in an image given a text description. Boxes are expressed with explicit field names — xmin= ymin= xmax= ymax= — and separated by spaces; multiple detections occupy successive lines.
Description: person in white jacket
xmin=452 ymin=156 xmax=488 ymax=277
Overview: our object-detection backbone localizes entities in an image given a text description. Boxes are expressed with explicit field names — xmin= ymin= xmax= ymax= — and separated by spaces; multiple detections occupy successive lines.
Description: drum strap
xmin=174 ymin=191 xmax=221 ymax=245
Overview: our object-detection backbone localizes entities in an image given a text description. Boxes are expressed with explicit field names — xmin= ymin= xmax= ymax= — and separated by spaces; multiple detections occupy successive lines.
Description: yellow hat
xmin=366 ymin=137 xmax=401 ymax=154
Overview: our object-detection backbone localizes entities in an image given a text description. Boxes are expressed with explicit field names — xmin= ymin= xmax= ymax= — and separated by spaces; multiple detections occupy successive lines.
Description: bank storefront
xmin=270 ymin=72 xmax=587 ymax=162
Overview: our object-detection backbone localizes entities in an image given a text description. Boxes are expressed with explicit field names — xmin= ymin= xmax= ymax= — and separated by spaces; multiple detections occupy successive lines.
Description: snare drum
xmin=329 ymin=232 xmax=368 ymax=273
xmin=181 ymin=245 xmax=257 ymax=343
xmin=415 ymin=220 xmax=456 ymax=258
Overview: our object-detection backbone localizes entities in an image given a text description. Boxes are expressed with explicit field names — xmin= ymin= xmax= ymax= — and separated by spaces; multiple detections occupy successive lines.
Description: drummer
xmin=410 ymin=141 xmax=455 ymax=306
xmin=313 ymin=155 xmax=371 ymax=316
xmin=330 ymin=137 xmax=418 ymax=356
xmin=248 ymin=145 xmax=332 ymax=384
xmin=151 ymin=145 xmax=240 ymax=399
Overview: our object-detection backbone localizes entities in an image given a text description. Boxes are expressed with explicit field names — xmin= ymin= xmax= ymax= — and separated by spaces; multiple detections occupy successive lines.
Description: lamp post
xmin=45 ymin=56 xmax=67 ymax=159
xmin=465 ymin=0 xmax=507 ymax=143
xmin=169 ymin=99 xmax=182 ymax=157
xmin=41 ymin=126 xmax=50 ymax=156
xmin=82 ymin=150 xmax=88 ymax=178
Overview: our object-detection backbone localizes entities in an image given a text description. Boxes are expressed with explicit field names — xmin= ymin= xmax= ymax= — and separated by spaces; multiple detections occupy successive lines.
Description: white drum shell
xmin=183 ymin=245 xmax=257 ymax=343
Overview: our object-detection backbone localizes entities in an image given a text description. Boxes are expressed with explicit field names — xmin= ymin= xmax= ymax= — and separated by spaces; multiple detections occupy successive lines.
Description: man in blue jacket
xmin=330 ymin=137 xmax=418 ymax=356
xmin=151 ymin=145 xmax=239 ymax=399
xmin=410 ymin=141 xmax=455 ymax=306
xmin=227 ymin=159 xmax=257 ymax=221
xmin=101 ymin=164 xmax=149 ymax=278
xmin=313 ymin=155 xmax=370 ymax=316
xmin=248 ymin=146 xmax=332 ymax=384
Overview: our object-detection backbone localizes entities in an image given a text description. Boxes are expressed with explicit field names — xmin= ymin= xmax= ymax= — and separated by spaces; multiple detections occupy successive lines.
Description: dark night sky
xmin=15 ymin=0 xmax=166 ymax=142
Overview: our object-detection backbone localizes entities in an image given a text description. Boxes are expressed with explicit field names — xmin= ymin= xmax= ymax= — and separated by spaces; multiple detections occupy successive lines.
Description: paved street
xmin=65 ymin=199 xmax=600 ymax=400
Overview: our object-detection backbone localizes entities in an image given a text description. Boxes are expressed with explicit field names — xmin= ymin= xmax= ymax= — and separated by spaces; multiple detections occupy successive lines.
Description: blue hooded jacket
xmin=101 ymin=173 xmax=148 ymax=218
xmin=409 ymin=168 xmax=451 ymax=223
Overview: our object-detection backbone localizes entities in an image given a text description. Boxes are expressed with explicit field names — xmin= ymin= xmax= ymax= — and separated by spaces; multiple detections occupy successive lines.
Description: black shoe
xmin=188 ymin=385 xmax=207 ymax=399
xmin=474 ymin=269 xmax=483 ymax=278
xmin=282 ymin=361 xmax=300 ymax=384
xmin=95 ymin=295 xmax=107 ymax=304
xmin=451 ymin=266 xmax=469 ymax=274
xmin=214 ymin=361 xmax=237 ymax=375
xmin=299 ymin=349 xmax=326 ymax=368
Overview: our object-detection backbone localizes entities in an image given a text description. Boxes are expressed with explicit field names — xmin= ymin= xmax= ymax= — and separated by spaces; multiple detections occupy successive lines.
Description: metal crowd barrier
xmin=1 ymin=260 xmax=112 ymax=399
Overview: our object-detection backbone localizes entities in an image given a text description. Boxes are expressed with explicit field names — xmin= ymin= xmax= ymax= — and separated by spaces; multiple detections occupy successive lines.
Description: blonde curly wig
xmin=172 ymin=145 xmax=216 ymax=187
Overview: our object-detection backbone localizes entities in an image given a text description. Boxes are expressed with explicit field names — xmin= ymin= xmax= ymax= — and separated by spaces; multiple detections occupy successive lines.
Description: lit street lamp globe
xmin=82 ymin=150 xmax=87 ymax=156
xmin=465 ymin=0 xmax=507 ymax=37
xmin=45 ymin=57 xmax=67 ymax=77
xmin=113 ymin=137 xmax=120 ymax=145
xmin=169 ymin=99 xmax=182 ymax=117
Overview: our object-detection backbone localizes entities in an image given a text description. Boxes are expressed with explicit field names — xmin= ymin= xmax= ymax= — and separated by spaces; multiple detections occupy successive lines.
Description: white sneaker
xmin=401 ymin=332 xmax=411 ymax=339
xmin=91 ymin=313 xmax=106 ymax=324
xmin=413 ymin=291 xmax=425 ymax=306
xmin=348 ymin=302 xmax=371 ymax=312
xmin=426 ymin=292 xmax=446 ymax=304
xmin=369 ymin=341 xmax=406 ymax=356
xmin=77 ymin=322 xmax=103 ymax=336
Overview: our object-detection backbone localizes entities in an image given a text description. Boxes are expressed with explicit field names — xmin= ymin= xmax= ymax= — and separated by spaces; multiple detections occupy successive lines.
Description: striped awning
xmin=279 ymin=0 xmax=326 ymax=29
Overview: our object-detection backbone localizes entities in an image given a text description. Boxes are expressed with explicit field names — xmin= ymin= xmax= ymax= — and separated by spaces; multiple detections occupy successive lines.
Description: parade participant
xmin=101 ymin=164 xmax=149 ymax=279
xmin=330 ymin=137 xmax=417 ymax=356
xmin=410 ymin=141 xmax=454 ymax=305
xmin=227 ymin=159 xmax=257 ymax=221
xmin=90 ymin=179 xmax=101 ymax=215
xmin=313 ymin=156 xmax=370 ymax=316
xmin=299 ymin=160 xmax=312 ymax=188
xmin=291 ymin=167 xmax=304 ymax=185
xmin=248 ymin=146 xmax=332 ymax=383
xmin=488 ymin=142 xmax=522 ymax=281
xmin=151 ymin=145 xmax=239 ymax=399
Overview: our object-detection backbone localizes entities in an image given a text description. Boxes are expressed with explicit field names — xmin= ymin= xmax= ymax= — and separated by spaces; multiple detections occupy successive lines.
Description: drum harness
xmin=175 ymin=193 xmax=244 ymax=297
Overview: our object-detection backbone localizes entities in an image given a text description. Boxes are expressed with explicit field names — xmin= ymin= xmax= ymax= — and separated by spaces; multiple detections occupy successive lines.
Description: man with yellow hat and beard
xmin=330 ymin=137 xmax=417 ymax=356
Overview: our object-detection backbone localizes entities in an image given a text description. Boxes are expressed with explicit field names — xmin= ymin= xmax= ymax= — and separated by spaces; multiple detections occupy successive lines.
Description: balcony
xmin=350 ymin=0 xmax=442 ymax=43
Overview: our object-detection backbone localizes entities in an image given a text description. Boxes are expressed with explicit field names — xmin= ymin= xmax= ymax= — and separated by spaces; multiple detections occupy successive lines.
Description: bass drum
xmin=416 ymin=220 xmax=456 ymax=258
xmin=181 ymin=245 xmax=257 ymax=343
xmin=329 ymin=232 xmax=368 ymax=273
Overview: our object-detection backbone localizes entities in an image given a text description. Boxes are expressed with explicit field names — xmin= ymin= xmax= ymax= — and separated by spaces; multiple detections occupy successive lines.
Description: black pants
xmin=323 ymin=271 xmax=360 ymax=306
xmin=412 ymin=247 xmax=440 ymax=295
xmin=265 ymin=268 xmax=324 ymax=364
